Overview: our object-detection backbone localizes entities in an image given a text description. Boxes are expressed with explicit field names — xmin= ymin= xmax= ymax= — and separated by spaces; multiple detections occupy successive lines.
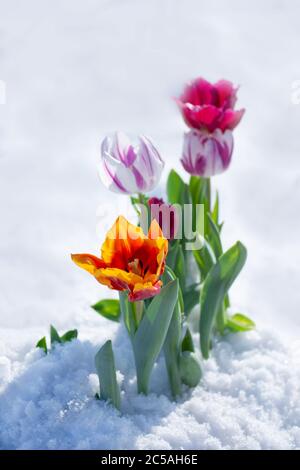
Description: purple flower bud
xmin=100 ymin=132 xmax=164 ymax=194
xmin=181 ymin=129 xmax=234 ymax=177
xmin=148 ymin=197 xmax=179 ymax=240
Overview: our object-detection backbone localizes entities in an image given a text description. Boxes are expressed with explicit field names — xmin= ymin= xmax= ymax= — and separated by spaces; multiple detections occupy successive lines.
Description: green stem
xmin=206 ymin=177 xmax=211 ymax=213
xmin=137 ymin=192 xmax=150 ymax=231
xmin=133 ymin=300 xmax=144 ymax=327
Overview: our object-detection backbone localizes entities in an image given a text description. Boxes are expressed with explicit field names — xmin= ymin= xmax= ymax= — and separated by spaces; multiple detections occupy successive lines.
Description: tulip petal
xmin=180 ymin=104 xmax=222 ymax=132
xmin=178 ymin=77 xmax=244 ymax=133
xmin=95 ymin=267 xmax=143 ymax=292
xmin=135 ymin=136 xmax=164 ymax=192
xmin=181 ymin=129 xmax=234 ymax=177
xmin=219 ymin=109 xmax=245 ymax=132
xmin=214 ymin=80 xmax=237 ymax=109
xmin=101 ymin=150 xmax=140 ymax=194
xmin=129 ymin=281 xmax=162 ymax=302
xmin=181 ymin=78 xmax=216 ymax=106
xmin=72 ymin=216 xmax=168 ymax=302
xmin=71 ymin=253 xmax=106 ymax=274
xmin=100 ymin=133 xmax=164 ymax=195
xmin=112 ymin=132 xmax=137 ymax=167
xmin=101 ymin=216 xmax=145 ymax=269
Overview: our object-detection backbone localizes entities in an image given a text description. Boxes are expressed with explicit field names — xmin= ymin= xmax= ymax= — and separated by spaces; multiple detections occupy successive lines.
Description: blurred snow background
xmin=0 ymin=0 xmax=300 ymax=450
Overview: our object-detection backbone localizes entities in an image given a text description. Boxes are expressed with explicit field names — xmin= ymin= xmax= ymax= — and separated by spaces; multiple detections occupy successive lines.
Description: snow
xmin=1 ymin=0 xmax=300 ymax=450
xmin=1 ymin=328 xmax=299 ymax=450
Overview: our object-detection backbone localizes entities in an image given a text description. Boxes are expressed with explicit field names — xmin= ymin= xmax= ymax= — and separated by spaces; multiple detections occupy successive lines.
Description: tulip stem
xmin=137 ymin=192 xmax=150 ymax=231
xmin=205 ymin=177 xmax=211 ymax=212
xmin=133 ymin=300 xmax=144 ymax=327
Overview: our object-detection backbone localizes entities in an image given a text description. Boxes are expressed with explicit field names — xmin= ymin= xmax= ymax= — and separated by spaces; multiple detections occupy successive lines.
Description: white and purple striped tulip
xmin=100 ymin=132 xmax=164 ymax=194
xmin=181 ymin=129 xmax=234 ymax=177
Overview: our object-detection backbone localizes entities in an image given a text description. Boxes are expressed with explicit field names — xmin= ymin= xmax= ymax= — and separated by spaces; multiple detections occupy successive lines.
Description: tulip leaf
xmin=200 ymin=242 xmax=247 ymax=359
xmin=167 ymin=239 xmax=180 ymax=269
xmin=167 ymin=169 xmax=185 ymax=205
xmin=193 ymin=236 xmax=216 ymax=280
xmin=94 ymin=340 xmax=121 ymax=410
xmin=167 ymin=241 xmax=185 ymax=294
xmin=60 ymin=329 xmax=78 ymax=343
xmin=181 ymin=327 xmax=195 ymax=352
xmin=162 ymin=268 xmax=182 ymax=398
xmin=179 ymin=352 xmax=202 ymax=388
xmin=183 ymin=283 xmax=200 ymax=316
xmin=207 ymin=213 xmax=223 ymax=259
xmin=92 ymin=299 xmax=121 ymax=322
xmin=212 ymin=191 xmax=223 ymax=231
xmin=133 ymin=279 xmax=179 ymax=394
xmin=36 ymin=336 xmax=48 ymax=354
xmin=163 ymin=300 xmax=182 ymax=398
xmin=50 ymin=325 xmax=61 ymax=346
xmin=226 ymin=313 xmax=256 ymax=332
xmin=37 ymin=325 xmax=77 ymax=354
xmin=119 ymin=292 xmax=137 ymax=338
xmin=164 ymin=265 xmax=184 ymax=313
xmin=189 ymin=176 xmax=210 ymax=207
xmin=212 ymin=191 xmax=219 ymax=224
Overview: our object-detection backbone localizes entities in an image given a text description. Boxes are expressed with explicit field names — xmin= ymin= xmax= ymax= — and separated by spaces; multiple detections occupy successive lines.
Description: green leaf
xmin=183 ymin=283 xmax=200 ymax=316
xmin=167 ymin=242 xmax=185 ymax=294
xmin=167 ymin=169 xmax=185 ymax=205
xmin=162 ymin=267 xmax=182 ymax=398
xmin=212 ymin=191 xmax=219 ymax=226
xmin=50 ymin=325 xmax=61 ymax=346
xmin=207 ymin=213 xmax=223 ymax=259
xmin=94 ymin=340 xmax=121 ymax=410
xmin=200 ymin=242 xmax=247 ymax=359
xmin=60 ymin=329 xmax=78 ymax=343
xmin=193 ymin=236 xmax=216 ymax=279
xmin=167 ymin=240 xmax=180 ymax=270
xmin=179 ymin=352 xmax=202 ymax=388
xmin=227 ymin=313 xmax=256 ymax=332
xmin=133 ymin=279 xmax=179 ymax=394
xmin=163 ymin=266 xmax=184 ymax=313
xmin=119 ymin=292 xmax=137 ymax=338
xmin=181 ymin=327 xmax=195 ymax=352
xmin=36 ymin=336 xmax=47 ymax=354
xmin=189 ymin=176 xmax=210 ymax=207
xmin=163 ymin=300 xmax=182 ymax=398
xmin=92 ymin=299 xmax=121 ymax=322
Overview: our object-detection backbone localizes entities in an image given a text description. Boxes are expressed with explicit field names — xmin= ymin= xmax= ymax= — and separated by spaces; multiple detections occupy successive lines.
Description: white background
xmin=1 ymin=0 xmax=300 ymax=338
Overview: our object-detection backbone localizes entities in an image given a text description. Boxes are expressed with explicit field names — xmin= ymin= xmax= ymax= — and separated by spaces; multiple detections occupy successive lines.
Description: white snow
xmin=1 ymin=327 xmax=300 ymax=450
xmin=1 ymin=0 xmax=300 ymax=450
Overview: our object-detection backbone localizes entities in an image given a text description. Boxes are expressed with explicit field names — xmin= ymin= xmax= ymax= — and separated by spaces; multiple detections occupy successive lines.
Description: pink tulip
xmin=177 ymin=78 xmax=245 ymax=133
xmin=181 ymin=129 xmax=234 ymax=177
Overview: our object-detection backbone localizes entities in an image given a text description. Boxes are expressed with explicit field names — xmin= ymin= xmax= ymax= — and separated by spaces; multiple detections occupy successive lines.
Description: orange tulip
xmin=71 ymin=216 xmax=168 ymax=302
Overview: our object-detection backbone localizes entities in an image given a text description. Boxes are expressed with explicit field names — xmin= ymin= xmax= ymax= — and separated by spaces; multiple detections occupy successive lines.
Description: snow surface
xmin=1 ymin=0 xmax=300 ymax=450
xmin=1 ymin=327 xmax=300 ymax=450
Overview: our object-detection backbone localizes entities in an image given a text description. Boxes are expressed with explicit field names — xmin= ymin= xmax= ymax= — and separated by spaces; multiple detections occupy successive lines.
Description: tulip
xmin=148 ymin=197 xmax=178 ymax=240
xmin=100 ymin=132 xmax=164 ymax=194
xmin=181 ymin=129 xmax=234 ymax=177
xmin=177 ymin=77 xmax=245 ymax=133
xmin=71 ymin=216 xmax=168 ymax=301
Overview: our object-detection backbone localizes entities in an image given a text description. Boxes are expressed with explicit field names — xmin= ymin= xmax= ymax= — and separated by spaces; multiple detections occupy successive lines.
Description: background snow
xmin=0 ymin=0 xmax=300 ymax=450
